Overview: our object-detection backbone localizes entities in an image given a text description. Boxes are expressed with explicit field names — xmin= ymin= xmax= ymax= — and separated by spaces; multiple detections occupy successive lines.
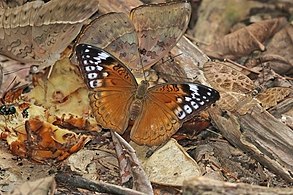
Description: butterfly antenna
xmin=155 ymin=53 xmax=183 ymax=67
xmin=156 ymin=71 xmax=197 ymax=82
xmin=138 ymin=50 xmax=148 ymax=81
xmin=155 ymin=53 xmax=200 ymax=82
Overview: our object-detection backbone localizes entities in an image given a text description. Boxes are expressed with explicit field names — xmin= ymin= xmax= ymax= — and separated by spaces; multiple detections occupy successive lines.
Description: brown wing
xmin=130 ymin=83 xmax=220 ymax=146
xmin=256 ymin=87 xmax=292 ymax=110
xmin=203 ymin=61 xmax=255 ymax=93
xmin=76 ymin=44 xmax=138 ymax=134
xmin=76 ymin=12 xmax=142 ymax=77
xmin=0 ymin=0 xmax=98 ymax=68
xmin=130 ymin=2 xmax=191 ymax=70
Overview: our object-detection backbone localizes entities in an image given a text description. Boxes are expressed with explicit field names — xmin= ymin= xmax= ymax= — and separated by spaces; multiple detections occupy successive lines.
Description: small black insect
xmin=21 ymin=108 xmax=29 ymax=118
xmin=0 ymin=104 xmax=16 ymax=116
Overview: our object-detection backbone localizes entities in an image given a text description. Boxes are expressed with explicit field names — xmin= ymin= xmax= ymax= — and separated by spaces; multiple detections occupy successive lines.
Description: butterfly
xmin=75 ymin=2 xmax=191 ymax=78
xmin=203 ymin=61 xmax=292 ymax=113
xmin=76 ymin=44 xmax=220 ymax=146
xmin=0 ymin=0 xmax=99 ymax=69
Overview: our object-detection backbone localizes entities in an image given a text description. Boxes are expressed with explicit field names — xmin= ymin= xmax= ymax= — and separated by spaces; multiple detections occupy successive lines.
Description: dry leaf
xmin=28 ymin=58 xmax=96 ymax=128
xmin=259 ymin=24 xmax=293 ymax=75
xmin=202 ymin=18 xmax=287 ymax=60
xmin=10 ymin=176 xmax=56 ymax=195
xmin=2 ymin=117 xmax=90 ymax=163
xmin=136 ymin=138 xmax=201 ymax=186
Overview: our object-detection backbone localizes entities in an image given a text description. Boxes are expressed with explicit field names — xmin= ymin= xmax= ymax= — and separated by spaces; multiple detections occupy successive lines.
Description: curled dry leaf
xmin=112 ymin=131 xmax=153 ymax=194
xmin=249 ymin=24 xmax=293 ymax=75
xmin=173 ymin=112 xmax=211 ymax=141
xmin=1 ymin=117 xmax=90 ymax=163
xmin=202 ymin=18 xmax=287 ymax=60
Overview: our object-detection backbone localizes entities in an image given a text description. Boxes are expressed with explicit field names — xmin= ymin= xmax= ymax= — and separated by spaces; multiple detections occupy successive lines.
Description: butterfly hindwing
xmin=130 ymin=2 xmax=191 ymax=70
xmin=131 ymin=83 xmax=220 ymax=145
xmin=76 ymin=13 xmax=141 ymax=74
xmin=76 ymin=44 xmax=138 ymax=133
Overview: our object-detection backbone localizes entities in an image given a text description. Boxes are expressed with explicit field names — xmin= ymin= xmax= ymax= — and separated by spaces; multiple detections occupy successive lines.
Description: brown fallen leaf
xmin=10 ymin=176 xmax=56 ymax=195
xmin=202 ymin=18 xmax=287 ymax=60
xmin=245 ymin=24 xmax=293 ymax=76
xmin=2 ymin=117 xmax=90 ymax=163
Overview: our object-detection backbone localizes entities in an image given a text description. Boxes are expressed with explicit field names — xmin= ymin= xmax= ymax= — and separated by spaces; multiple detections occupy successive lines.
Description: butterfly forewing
xmin=131 ymin=83 xmax=220 ymax=145
xmin=130 ymin=2 xmax=191 ymax=70
xmin=76 ymin=44 xmax=138 ymax=133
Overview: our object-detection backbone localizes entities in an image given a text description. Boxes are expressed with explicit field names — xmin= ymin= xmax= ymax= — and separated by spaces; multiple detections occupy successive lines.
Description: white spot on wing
xmin=184 ymin=105 xmax=192 ymax=114
xmin=177 ymin=97 xmax=183 ymax=103
xmin=102 ymin=72 xmax=108 ymax=77
xmin=189 ymin=84 xmax=200 ymax=96
xmin=89 ymin=80 xmax=102 ymax=88
xmin=185 ymin=96 xmax=192 ymax=102
xmin=85 ymin=66 xmax=96 ymax=72
xmin=96 ymin=65 xmax=103 ymax=71
xmin=191 ymin=101 xmax=199 ymax=109
xmin=174 ymin=107 xmax=186 ymax=120
xmin=87 ymin=72 xmax=98 ymax=79
xmin=93 ymin=52 xmax=110 ymax=61
xmin=189 ymin=84 xmax=199 ymax=92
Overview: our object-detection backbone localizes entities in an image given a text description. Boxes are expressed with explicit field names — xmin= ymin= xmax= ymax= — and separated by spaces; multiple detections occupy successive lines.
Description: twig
xmin=55 ymin=172 xmax=146 ymax=195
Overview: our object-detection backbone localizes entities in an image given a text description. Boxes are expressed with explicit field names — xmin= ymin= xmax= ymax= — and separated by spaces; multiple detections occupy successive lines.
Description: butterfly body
xmin=129 ymin=80 xmax=149 ymax=120
xmin=76 ymin=44 xmax=220 ymax=146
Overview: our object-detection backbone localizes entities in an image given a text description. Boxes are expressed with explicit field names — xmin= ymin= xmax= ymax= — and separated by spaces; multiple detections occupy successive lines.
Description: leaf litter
xmin=0 ymin=0 xmax=293 ymax=194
